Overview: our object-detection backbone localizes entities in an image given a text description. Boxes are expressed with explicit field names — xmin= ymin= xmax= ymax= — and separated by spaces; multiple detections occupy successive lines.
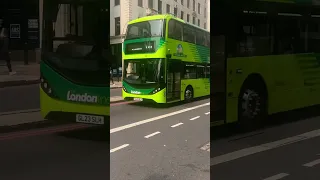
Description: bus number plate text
xmin=133 ymin=98 xmax=143 ymax=101
xmin=76 ymin=114 xmax=104 ymax=125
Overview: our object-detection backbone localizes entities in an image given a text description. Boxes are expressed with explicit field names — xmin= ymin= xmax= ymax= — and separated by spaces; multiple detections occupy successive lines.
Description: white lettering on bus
xmin=67 ymin=91 xmax=98 ymax=103
xmin=131 ymin=90 xmax=141 ymax=94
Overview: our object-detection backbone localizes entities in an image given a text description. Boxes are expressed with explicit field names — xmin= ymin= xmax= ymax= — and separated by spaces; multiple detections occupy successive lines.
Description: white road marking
xmin=211 ymin=128 xmax=320 ymax=166
xmin=303 ymin=159 xmax=320 ymax=167
xmin=263 ymin=173 xmax=289 ymax=180
xmin=110 ymin=144 xmax=129 ymax=153
xmin=110 ymin=102 xmax=210 ymax=134
xmin=171 ymin=122 xmax=184 ymax=128
xmin=144 ymin=131 xmax=161 ymax=139
xmin=190 ymin=116 xmax=200 ymax=120
xmin=205 ymin=112 xmax=210 ymax=115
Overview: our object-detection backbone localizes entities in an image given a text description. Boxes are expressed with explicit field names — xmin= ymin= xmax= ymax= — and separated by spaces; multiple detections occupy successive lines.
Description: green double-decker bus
xmin=40 ymin=0 xmax=110 ymax=126
xmin=211 ymin=0 xmax=320 ymax=126
xmin=122 ymin=14 xmax=210 ymax=103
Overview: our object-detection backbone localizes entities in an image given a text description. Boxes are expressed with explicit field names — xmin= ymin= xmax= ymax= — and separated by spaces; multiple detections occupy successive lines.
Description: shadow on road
xmin=128 ymin=96 xmax=210 ymax=109
xmin=211 ymin=105 xmax=320 ymax=141
xmin=57 ymin=125 xmax=109 ymax=142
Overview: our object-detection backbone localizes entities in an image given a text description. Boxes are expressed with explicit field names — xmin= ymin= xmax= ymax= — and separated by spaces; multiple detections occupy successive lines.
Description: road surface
xmin=0 ymin=93 xmax=210 ymax=180
xmin=0 ymin=125 xmax=109 ymax=180
xmin=211 ymin=107 xmax=320 ymax=180
xmin=110 ymin=98 xmax=211 ymax=180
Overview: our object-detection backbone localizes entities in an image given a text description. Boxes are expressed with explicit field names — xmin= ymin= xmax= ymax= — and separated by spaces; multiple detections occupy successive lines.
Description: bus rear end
xmin=40 ymin=0 xmax=110 ymax=125
xmin=122 ymin=16 xmax=167 ymax=103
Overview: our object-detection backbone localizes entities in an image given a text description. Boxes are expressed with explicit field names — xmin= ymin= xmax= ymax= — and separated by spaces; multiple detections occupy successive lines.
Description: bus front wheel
xmin=238 ymin=80 xmax=267 ymax=130
xmin=184 ymin=86 xmax=194 ymax=102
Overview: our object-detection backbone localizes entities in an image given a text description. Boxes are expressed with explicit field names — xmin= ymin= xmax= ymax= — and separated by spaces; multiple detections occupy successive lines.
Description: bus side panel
xmin=226 ymin=54 xmax=316 ymax=123
xmin=180 ymin=79 xmax=210 ymax=99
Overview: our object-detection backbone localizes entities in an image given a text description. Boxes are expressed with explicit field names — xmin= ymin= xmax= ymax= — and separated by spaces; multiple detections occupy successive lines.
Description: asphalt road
xmin=110 ymin=98 xmax=211 ymax=180
xmin=0 ymin=125 xmax=109 ymax=180
xmin=211 ymin=108 xmax=320 ymax=180
xmin=111 ymin=88 xmax=122 ymax=97
xmin=0 ymin=97 xmax=210 ymax=180
xmin=0 ymin=84 xmax=39 ymax=112
xmin=0 ymin=84 xmax=122 ymax=113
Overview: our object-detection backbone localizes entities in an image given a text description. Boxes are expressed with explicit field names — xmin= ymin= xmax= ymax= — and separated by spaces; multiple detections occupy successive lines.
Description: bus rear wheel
xmin=184 ymin=86 xmax=194 ymax=102
xmin=238 ymin=81 xmax=267 ymax=131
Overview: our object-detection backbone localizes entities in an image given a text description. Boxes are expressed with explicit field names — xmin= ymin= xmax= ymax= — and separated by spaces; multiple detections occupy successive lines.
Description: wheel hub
xmin=241 ymin=89 xmax=261 ymax=119
xmin=185 ymin=90 xmax=192 ymax=99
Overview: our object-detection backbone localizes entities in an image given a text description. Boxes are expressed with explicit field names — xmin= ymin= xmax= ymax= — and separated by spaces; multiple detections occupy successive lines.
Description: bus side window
xmin=168 ymin=19 xmax=182 ymax=40
xmin=197 ymin=64 xmax=206 ymax=78
xmin=205 ymin=65 xmax=210 ymax=78
xmin=196 ymin=30 xmax=204 ymax=46
xmin=183 ymin=25 xmax=195 ymax=43
xmin=184 ymin=63 xmax=197 ymax=79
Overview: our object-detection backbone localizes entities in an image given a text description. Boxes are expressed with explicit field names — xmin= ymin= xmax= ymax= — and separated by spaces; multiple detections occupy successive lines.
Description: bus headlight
xmin=40 ymin=74 xmax=56 ymax=98
xmin=123 ymin=86 xmax=128 ymax=92
xmin=151 ymin=87 xmax=161 ymax=94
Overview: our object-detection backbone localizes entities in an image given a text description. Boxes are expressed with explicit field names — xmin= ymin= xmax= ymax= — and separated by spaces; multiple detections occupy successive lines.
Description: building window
xmin=115 ymin=17 xmax=120 ymax=35
xmin=174 ymin=7 xmax=177 ymax=16
xmin=166 ymin=4 xmax=170 ymax=13
xmin=115 ymin=0 xmax=120 ymax=6
xmin=193 ymin=0 xmax=195 ymax=11
xmin=187 ymin=14 xmax=190 ymax=22
xmin=148 ymin=0 xmax=153 ymax=8
xmin=204 ymin=8 xmax=207 ymax=17
xmin=198 ymin=3 xmax=200 ymax=14
xmin=198 ymin=19 xmax=200 ymax=26
xmin=158 ymin=0 xmax=162 ymax=13
xmin=138 ymin=0 xmax=143 ymax=7
xmin=187 ymin=0 xmax=190 ymax=8
xmin=181 ymin=0 xmax=184 ymax=5
xmin=193 ymin=17 xmax=195 ymax=24
xmin=204 ymin=23 xmax=206 ymax=29
xmin=181 ymin=11 xmax=184 ymax=20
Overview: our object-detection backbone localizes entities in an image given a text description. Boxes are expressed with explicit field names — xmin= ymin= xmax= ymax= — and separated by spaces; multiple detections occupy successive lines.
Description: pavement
xmin=211 ymin=108 xmax=320 ymax=180
xmin=0 ymin=61 xmax=123 ymax=89
xmin=0 ymin=61 xmax=40 ymax=88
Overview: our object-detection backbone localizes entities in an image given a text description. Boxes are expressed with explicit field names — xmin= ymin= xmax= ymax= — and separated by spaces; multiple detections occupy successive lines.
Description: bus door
xmin=166 ymin=59 xmax=182 ymax=102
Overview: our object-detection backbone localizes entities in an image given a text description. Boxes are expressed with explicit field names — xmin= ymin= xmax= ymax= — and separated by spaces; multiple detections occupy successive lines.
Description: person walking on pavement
xmin=0 ymin=27 xmax=16 ymax=75
xmin=110 ymin=67 xmax=115 ymax=85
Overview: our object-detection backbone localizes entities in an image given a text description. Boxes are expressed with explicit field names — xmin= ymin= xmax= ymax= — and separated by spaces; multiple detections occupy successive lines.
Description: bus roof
xmin=128 ymin=14 xmax=209 ymax=32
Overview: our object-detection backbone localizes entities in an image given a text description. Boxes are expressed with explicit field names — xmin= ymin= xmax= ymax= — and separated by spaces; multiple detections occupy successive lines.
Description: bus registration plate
xmin=76 ymin=114 xmax=104 ymax=125
xmin=133 ymin=98 xmax=143 ymax=101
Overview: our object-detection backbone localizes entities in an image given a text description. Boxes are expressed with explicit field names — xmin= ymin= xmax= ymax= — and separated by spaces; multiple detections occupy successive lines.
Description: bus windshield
xmin=123 ymin=59 xmax=164 ymax=85
xmin=125 ymin=20 xmax=164 ymax=40
xmin=42 ymin=1 xmax=109 ymax=86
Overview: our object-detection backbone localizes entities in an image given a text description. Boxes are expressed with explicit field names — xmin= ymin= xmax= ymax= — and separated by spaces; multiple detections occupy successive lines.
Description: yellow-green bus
xmin=40 ymin=0 xmax=110 ymax=126
xmin=122 ymin=14 xmax=210 ymax=103
xmin=211 ymin=0 xmax=320 ymax=127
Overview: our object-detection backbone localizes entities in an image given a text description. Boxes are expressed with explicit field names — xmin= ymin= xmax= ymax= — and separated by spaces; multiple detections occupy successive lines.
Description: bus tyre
xmin=184 ymin=86 xmax=194 ymax=102
xmin=238 ymin=82 xmax=267 ymax=131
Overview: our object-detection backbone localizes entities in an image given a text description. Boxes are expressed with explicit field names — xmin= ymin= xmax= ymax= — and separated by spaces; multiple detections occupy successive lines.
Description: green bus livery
xmin=40 ymin=0 xmax=110 ymax=126
xmin=211 ymin=0 xmax=320 ymax=126
xmin=122 ymin=14 xmax=210 ymax=103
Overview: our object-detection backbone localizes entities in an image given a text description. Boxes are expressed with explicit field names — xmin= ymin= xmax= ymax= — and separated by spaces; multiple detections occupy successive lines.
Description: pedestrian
xmin=0 ymin=27 xmax=16 ymax=75
xmin=110 ymin=67 xmax=115 ymax=85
